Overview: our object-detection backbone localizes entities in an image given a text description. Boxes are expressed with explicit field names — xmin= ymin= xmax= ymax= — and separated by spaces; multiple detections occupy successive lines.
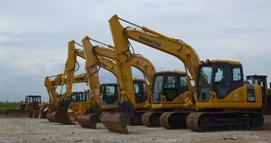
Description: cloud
xmin=0 ymin=0 xmax=270 ymax=101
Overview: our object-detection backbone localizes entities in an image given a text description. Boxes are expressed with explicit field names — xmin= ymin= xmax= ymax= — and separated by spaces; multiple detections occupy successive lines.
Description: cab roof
xmin=202 ymin=59 xmax=242 ymax=65
xmin=156 ymin=70 xmax=187 ymax=75
xmin=26 ymin=95 xmax=41 ymax=98
xmin=101 ymin=83 xmax=118 ymax=85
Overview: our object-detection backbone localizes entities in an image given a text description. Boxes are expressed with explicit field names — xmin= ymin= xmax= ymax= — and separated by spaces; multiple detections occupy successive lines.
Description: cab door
xmin=213 ymin=65 xmax=232 ymax=99
xmin=213 ymin=64 xmax=244 ymax=102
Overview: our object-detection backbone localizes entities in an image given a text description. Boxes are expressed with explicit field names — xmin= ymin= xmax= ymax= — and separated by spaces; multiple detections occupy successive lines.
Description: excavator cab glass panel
xmin=101 ymin=84 xmax=119 ymax=105
xmin=153 ymin=75 xmax=163 ymax=104
xmin=164 ymin=75 xmax=179 ymax=101
xmin=197 ymin=66 xmax=210 ymax=101
xmin=213 ymin=66 xmax=231 ymax=99
xmin=27 ymin=96 xmax=41 ymax=104
xmin=133 ymin=80 xmax=147 ymax=104
xmin=152 ymin=73 xmax=188 ymax=103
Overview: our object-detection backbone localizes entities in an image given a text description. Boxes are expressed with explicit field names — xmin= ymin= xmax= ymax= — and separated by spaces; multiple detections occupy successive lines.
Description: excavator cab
xmin=69 ymin=90 xmax=90 ymax=120
xmin=101 ymin=84 xmax=119 ymax=105
xmin=142 ymin=71 xmax=189 ymax=129
xmin=246 ymin=75 xmax=271 ymax=115
xmin=71 ymin=91 xmax=88 ymax=102
xmin=100 ymin=81 xmax=147 ymax=107
xmin=187 ymin=61 xmax=263 ymax=131
xmin=25 ymin=95 xmax=42 ymax=104
xmin=152 ymin=71 xmax=188 ymax=106
xmin=133 ymin=79 xmax=147 ymax=104
xmin=197 ymin=61 xmax=245 ymax=102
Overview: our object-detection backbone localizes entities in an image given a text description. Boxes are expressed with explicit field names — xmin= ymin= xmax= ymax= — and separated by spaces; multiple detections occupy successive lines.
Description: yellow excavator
xmin=101 ymin=14 xmax=264 ymax=133
xmin=246 ymin=75 xmax=271 ymax=115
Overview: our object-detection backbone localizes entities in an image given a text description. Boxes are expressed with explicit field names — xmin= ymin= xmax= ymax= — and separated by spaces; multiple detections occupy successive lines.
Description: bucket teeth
xmin=77 ymin=113 xmax=99 ymax=128
xmin=101 ymin=112 xmax=134 ymax=134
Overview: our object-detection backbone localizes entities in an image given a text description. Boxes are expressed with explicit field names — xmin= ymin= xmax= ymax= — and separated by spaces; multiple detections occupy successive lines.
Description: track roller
xmin=142 ymin=112 xmax=161 ymax=127
xmin=129 ymin=111 xmax=144 ymax=126
xmin=160 ymin=112 xmax=189 ymax=129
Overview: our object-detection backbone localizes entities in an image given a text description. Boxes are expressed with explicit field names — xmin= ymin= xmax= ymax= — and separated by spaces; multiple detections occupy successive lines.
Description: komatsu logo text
xmin=139 ymin=36 xmax=161 ymax=47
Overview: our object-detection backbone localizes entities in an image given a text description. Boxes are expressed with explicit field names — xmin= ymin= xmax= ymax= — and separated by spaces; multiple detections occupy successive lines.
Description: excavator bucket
xmin=52 ymin=108 xmax=74 ymax=124
xmin=46 ymin=108 xmax=74 ymax=124
xmin=77 ymin=113 xmax=99 ymax=128
xmin=101 ymin=112 xmax=134 ymax=134
xmin=46 ymin=111 xmax=57 ymax=122
xmin=6 ymin=109 xmax=29 ymax=118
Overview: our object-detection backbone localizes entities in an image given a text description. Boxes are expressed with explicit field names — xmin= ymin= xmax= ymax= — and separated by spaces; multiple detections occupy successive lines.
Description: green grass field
xmin=0 ymin=102 xmax=20 ymax=115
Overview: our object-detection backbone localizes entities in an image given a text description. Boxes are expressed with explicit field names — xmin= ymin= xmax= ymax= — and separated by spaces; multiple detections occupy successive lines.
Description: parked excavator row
xmin=43 ymin=14 xmax=270 ymax=134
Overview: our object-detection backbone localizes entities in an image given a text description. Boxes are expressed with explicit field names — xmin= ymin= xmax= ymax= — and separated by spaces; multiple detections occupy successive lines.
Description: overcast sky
xmin=0 ymin=0 xmax=270 ymax=102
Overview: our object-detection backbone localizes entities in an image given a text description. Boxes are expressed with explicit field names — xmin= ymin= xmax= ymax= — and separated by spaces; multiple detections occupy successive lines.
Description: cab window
xmin=233 ymin=67 xmax=241 ymax=81
xmin=180 ymin=76 xmax=188 ymax=92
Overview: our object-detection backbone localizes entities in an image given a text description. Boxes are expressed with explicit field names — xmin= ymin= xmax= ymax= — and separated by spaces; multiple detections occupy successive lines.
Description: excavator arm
xmin=62 ymin=41 xmax=78 ymax=101
xmin=44 ymin=75 xmax=62 ymax=108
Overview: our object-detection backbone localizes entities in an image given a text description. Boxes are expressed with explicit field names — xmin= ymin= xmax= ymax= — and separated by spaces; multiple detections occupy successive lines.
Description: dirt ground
xmin=0 ymin=116 xmax=270 ymax=143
